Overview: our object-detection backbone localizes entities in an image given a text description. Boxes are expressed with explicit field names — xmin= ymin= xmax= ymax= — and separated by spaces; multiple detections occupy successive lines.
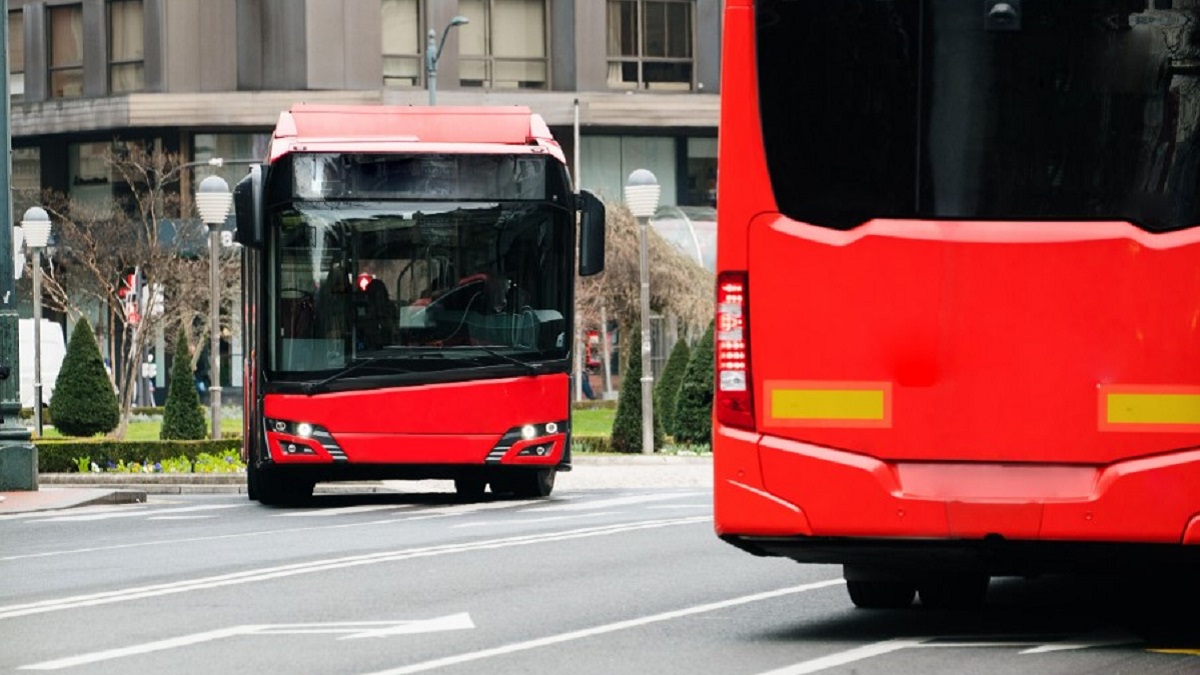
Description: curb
xmin=34 ymin=455 xmax=713 ymax=494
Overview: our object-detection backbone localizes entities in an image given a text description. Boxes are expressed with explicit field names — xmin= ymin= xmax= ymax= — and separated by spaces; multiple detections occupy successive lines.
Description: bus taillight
xmin=716 ymin=271 xmax=754 ymax=430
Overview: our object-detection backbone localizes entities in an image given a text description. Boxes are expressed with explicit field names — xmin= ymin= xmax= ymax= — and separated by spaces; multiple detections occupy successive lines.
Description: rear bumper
xmin=720 ymin=534 xmax=1200 ymax=576
xmin=714 ymin=426 xmax=1200 ymax=562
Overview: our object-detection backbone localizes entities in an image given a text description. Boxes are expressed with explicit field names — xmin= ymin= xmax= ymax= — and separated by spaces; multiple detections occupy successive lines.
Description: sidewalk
xmin=0 ymin=454 xmax=713 ymax=515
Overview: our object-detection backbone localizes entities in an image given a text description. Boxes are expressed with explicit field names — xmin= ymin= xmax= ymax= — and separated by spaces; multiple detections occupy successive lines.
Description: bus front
xmin=239 ymin=150 xmax=596 ymax=505
xmin=716 ymin=0 xmax=1200 ymax=608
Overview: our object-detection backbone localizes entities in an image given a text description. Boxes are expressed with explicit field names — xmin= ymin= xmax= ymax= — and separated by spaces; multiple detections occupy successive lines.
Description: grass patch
xmin=572 ymin=407 xmax=615 ymax=436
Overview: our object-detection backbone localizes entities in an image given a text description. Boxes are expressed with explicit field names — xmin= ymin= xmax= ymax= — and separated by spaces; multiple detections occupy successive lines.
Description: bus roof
xmin=268 ymin=104 xmax=563 ymax=163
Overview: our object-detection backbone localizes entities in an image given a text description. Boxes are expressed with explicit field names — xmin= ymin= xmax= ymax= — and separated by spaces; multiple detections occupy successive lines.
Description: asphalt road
xmin=2 ymin=481 xmax=1199 ymax=674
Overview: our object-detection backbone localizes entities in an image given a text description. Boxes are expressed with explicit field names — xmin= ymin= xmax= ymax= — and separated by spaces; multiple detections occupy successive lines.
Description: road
xmin=2 ymin=479 xmax=1198 ymax=674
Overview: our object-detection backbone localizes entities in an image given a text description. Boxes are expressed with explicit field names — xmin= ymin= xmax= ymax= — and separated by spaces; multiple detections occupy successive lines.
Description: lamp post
xmin=0 ymin=8 xmax=37 ymax=492
xmin=624 ymin=169 xmax=661 ymax=454
xmin=426 ymin=15 xmax=469 ymax=106
xmin=19 ymin=208 xmax=51 ymax=437
xmin=195 ymin=176 xmax=233 ymax=441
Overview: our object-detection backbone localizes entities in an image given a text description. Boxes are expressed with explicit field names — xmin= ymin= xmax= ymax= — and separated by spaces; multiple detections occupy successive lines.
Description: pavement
xmin=0 ymin=454 xmax=714 ymax=515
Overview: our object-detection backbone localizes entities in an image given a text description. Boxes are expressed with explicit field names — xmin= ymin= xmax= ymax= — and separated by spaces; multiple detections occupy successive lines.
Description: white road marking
xmin=757 ymin=629 xmax=1144 ymax=674
xmin=19 ymin=614 xmax=475 ymax=670
xmin=1 ymin=500 xmax=541 ymax=562
xmin=33 ymin=504 xmax=246 ymax=523
xmin=145 ymin=516 xmax=219 ymax=521
xmin=757 ymin=639 xmax=930 ymax=675
xmin=358 ymin=579 xmax=846 ymax=675
xmin=526 ymin=493 xmax=701 ymax=512
xmin=0 ymin=516 xmax=707 ymax=620
xmin=451 ymin=512 xmax=619 ymax=528
xmin=273 ymin=504 xmax=419 ymax=517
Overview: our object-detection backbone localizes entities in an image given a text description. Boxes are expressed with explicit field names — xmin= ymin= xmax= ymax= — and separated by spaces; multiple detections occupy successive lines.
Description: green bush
xmin=50 ymin=318 xmax=119 ymax=437
xmin=673 ymin=321 xmax=714 ymax=445
xmin=609 ymin=332 xmax=665 ymax=453
xmin=655 ymin=337 xmax=691 ymax=438
xmin=37 ymin=437 xmax=243 ymax=472
xmin=160 ymin=329 xmax=207 ymax=440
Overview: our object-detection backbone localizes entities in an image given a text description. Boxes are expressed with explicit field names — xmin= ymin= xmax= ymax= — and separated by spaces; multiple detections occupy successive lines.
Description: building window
xmin=12 ymin=147 xmax=40 ymax=218
xmin=459 ymin=0 xmax=548 ymax=90
xmin=8 ymin=10 xmax=23 ymax=100
xmin=382 ymin=0 xmax=422 ymax=87
xmin=607 ymin=0 xmax=693 ymax=91
xmin=192 ymin=133 xmax=271 ymax=190
xmin=69 ymin=142 xmax=114 ymax=213
xmin=49 ymin=4 xmax=84 ymax=98
xmin=109 ymin=0 xmax=145 ymax=93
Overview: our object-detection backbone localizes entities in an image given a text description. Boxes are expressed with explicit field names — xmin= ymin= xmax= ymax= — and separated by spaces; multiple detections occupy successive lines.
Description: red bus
xmin=233 ymin=104 xmax=605 ymax=506
xmin=714 ymin=0 xmax=1200 ymax=609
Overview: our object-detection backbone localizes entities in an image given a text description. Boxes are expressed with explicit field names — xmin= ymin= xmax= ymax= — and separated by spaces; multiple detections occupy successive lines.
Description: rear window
xmin=756 ymin=0 xmax=1200 ymax=232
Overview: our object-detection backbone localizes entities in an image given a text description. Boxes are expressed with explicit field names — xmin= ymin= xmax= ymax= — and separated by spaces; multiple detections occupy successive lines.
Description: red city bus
xmin=233 ymin=104 xmax=605 ymax=506
xmin=714 ymin=0 xmax=1200 ymax=609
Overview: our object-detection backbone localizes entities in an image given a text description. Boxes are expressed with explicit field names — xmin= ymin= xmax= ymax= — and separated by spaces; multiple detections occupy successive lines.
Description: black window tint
xmin=757 ymin=0 xmax=1200 ymax=232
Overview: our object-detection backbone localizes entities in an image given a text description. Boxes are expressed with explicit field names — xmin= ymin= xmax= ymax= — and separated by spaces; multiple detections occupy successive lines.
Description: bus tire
xmin=495 ymin=468 xmax=556 ymax=498
xmin=846 ymin=580 xmax=917 ymax=609
xmin=250 ymin=464 xmax=314 ymax=506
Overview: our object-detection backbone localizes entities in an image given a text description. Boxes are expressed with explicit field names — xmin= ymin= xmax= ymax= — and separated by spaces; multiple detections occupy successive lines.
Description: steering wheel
xmin=280 ymin=288 xmax=314 ymax=300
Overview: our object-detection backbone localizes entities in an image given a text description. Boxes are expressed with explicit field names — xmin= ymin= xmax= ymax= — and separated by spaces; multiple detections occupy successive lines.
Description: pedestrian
xmin=581 ymin=366 xmax=596 ymax=400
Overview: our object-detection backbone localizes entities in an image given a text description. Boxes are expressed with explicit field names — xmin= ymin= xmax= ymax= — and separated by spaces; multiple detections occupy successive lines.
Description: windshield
xmin=266 ymin=200 xmax=572 ymax=382
xmin=757 ymin=0 xmax=1200 ymax=232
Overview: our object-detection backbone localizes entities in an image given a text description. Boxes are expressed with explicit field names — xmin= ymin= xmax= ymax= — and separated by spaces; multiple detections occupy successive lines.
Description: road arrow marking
xmin=19 ymin=614 xmax=475 ymax=670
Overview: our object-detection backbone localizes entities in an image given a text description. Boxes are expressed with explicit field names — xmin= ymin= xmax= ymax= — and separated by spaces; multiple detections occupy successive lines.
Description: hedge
xmin=36 ymin=438 xmax=243 ymax=473
xmin=36 ymin=436 xmax=619 ymax=472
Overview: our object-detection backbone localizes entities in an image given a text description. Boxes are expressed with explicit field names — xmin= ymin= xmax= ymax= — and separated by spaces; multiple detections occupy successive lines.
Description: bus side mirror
xmin=234 ymin=164 xmax=266 ymax=248
xmin=578 ymin=190 xmax=605 ymax=277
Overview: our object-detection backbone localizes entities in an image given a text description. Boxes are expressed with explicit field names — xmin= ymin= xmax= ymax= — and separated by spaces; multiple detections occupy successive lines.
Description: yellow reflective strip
xmin=772 ymin=389 xmax=886 ymax=421
xmin=1107 ymin=393 xmax=1200 ymax=425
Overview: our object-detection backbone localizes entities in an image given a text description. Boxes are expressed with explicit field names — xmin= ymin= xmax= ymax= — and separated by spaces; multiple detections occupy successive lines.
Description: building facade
xmin=7 ymin=0 xmax=720 ymax=214
xmin=5 ymin=0 xmax=720 ymax=401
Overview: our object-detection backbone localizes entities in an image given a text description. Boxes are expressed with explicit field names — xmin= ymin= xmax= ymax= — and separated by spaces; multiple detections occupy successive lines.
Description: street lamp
xmin=195 ymin=176 xmax=233 ymax=441
xmin=19 ymin=207 xmax=51 ymax=437
xmin=426 ymin=15 xmax=469 ymax=106
xmin=624 ymin=169 xmax=661 ymax=454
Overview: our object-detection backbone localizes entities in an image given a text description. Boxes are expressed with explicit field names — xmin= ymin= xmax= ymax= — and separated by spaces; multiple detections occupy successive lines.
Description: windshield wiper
xmin=301 ymin=358 xmax=387 ymax=396
xmin=450 ymin=346 xmax=545 ymax=375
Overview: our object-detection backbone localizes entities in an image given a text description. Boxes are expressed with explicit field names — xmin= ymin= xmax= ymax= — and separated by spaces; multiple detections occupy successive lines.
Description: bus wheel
xmin=846 ymin=580 xmax=917 ymax=609
xmin=250 ymin=465 xmax=314 ymax=506
xmin=453 ymin=476 xmax=488 ymax=500
xmin=496 ymin=468 xmax=556 ymax=498
xmin=918 ymin=574 xmax=989 ymax=611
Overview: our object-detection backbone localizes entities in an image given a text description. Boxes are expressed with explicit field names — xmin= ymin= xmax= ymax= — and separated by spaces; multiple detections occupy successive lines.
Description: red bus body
xmin=236 ymin=105 xmax=603 ymax=505
xmin=715 ymin=0 xmax=1200 ymax=606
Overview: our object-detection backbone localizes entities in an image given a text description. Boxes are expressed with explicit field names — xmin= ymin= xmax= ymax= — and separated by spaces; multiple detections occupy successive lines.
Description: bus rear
xmin=235 ymin=105 xmax=604 ymax=506
xmin=715 ymin=0 xmax=1200 ymax=608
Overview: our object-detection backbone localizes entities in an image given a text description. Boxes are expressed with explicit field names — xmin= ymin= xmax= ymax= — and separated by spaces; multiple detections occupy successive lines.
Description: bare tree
xmin=575 ymin=202 xmax=714 ymax=370
xmin=20 ymin=144 xmax=239 ymax=439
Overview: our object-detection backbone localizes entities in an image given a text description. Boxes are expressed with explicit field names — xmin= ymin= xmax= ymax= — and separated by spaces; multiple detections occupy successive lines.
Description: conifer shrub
xmin=50 ymin=318 xmax=120 ymax=437
xmin=673 ymin=321 xmax=714 ymax=445
xmin=160 ymin=329 xmax=207 ymax=440
xmin=655 ymin=337 xmax=691 ymax=438
xmin=609 ymin=330 xmax=665 ymax=453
